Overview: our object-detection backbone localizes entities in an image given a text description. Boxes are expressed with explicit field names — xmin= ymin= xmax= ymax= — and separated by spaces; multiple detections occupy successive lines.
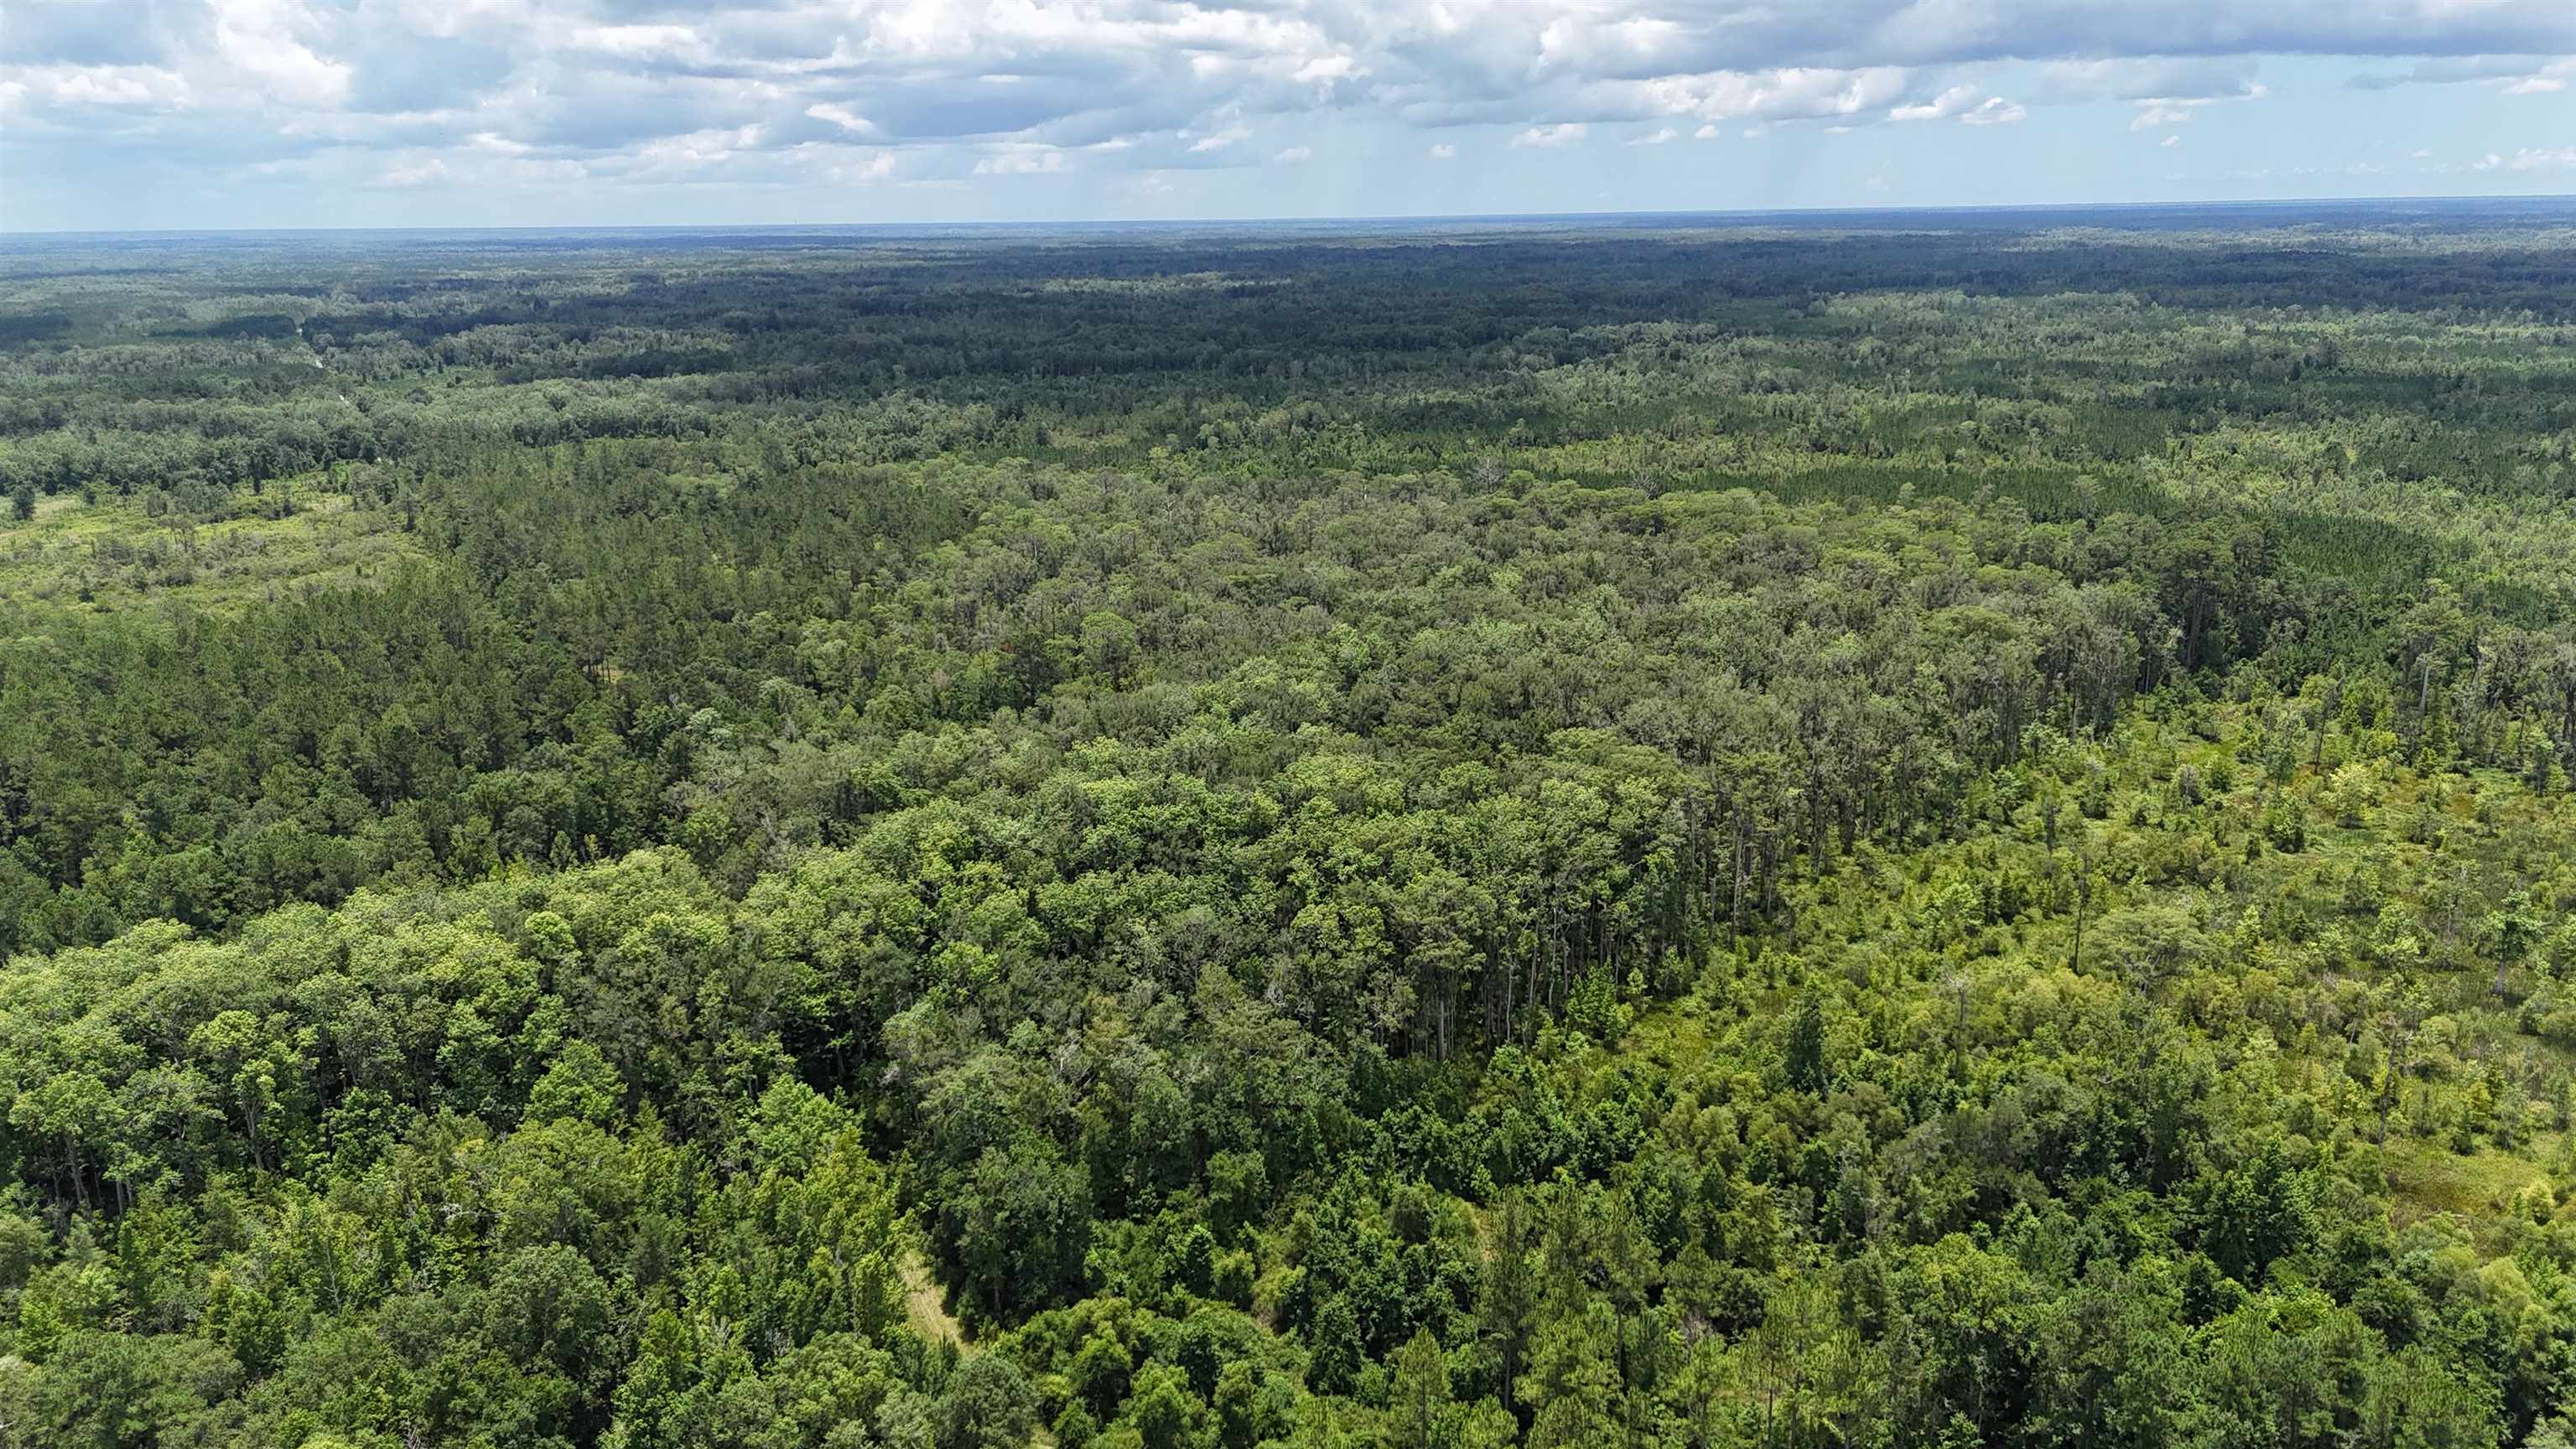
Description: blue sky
xmin=4 ymin=1 xmax=2573 ymax=231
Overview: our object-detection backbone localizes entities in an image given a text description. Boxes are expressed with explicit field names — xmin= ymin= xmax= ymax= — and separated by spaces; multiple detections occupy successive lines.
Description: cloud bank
xmin=3 ymin=0 xmax=2573 ymax=218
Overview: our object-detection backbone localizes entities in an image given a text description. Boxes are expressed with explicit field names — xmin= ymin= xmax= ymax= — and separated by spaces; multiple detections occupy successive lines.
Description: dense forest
xmin=7 ymin=203 xmax=2576 ymax=1446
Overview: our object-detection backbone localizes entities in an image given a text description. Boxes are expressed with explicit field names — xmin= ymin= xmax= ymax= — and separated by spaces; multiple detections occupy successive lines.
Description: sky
xmin=3 ymin=0 xmax=2575 ymax=231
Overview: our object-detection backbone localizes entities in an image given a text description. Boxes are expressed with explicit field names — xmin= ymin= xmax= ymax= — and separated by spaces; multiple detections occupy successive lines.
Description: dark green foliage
xmin=5 ymin=212 xmax=2576 ymax=1446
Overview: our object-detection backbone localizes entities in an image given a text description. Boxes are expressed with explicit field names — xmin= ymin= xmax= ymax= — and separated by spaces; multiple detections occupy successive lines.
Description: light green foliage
xmin=5 ymin=216 xmax=2576 ymax=1445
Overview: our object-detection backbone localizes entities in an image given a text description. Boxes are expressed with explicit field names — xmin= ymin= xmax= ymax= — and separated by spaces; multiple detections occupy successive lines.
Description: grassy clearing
xmin=902 ymin=1249 xmax=969 ymax=1351
xmin=0 ymin=486 xmax=418 ymax=627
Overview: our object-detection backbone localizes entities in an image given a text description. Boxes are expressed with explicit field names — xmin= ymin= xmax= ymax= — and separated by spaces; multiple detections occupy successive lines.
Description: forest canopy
xmin=6 ymin=204 xmax=2576 ymax=1446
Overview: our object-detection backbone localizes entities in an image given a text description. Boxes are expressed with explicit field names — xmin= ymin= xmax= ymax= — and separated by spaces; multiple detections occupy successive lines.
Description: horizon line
xmin=8 ymin=191 xmax=2576 ymax=242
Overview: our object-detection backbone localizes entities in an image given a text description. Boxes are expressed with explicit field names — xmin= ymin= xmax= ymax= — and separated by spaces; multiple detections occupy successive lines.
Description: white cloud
xmin=806 ymin=103 xmax=877 ymax=137
xmin=8 ymin=0 xmax=2576 ymax=220
xmin=2355 ymin=55 xmax=2575 ymax=95
xmin=207 ymin=0 xmax=351 ymax=108
xmin=378 ymin=157 xmax=447 ymax=186
xmin=2476 ymin=146 xmax=2576 ymax=171
xmin=1510 ymin=122 xmax=1588 ymax=148
xmin=1275 ymin=144 xmax=1313 ymax=162
xmin=974 ymin=145 xmax=1067 ymax=175
xmin=2161 ymin=133 xmax=2181 ymax=147
xmin=1428 ymin=142 xmax=1455 ymax=158
xmin=0 ymin=63 xmax=190 ymax=111
xmin=834 ymin=150 xmax=898 ymax=183
xmin=1891 ymin=84 xmax=1981 ymax=122
xmin=624 ymin=124 xmax=765 ymax=176
xmin=2020 ymin=59 xmax=2262 ymax=105
xmin=572 ymin=25 xmax=704 ymax=62
xmin=2129 ymin=85 xmax=2265 ymax=130
xmin=2224 ymin=160 xmax=2389 ymax=181
xmin=1633 ymin=66 xmax=1912 ymax=127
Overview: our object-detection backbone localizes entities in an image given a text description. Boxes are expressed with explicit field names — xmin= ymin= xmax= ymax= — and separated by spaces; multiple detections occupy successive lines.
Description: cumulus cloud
xmin=2019 ymin=57 xmax=2263 ymax=105
xmin=834 ymin=150 xmax=898 ymax=182
xmin=571 ymin=24 xmax=708 ymax=63
xmin=208 ymin=0 xmax=352 ymax=108
xmin=805 ymin=102 xmax=875 ymax=135
xmin=1510 ymin=122 xmax=1587 ymax=147
xmin=6 ymin=0 xmax=2574 ymax=213
xmin=2352 ymin=55 xmax=2574 ymax=94
xmin=2127 ymin=84 xmax=2266 ymax=130
xmin=1890 ymin=84 xmax=1981 ymax=122
xmin=1622 ymin=66 xmax=1913 ymax=129
xmin=1428 ymin=142 xmax=1455 ymax=158
xmin=2475 ymin=146 xmax=2576 ymax=171
xmin=974 ymin=144 xmax=1068 ymax=175
xmin=0 ymin=62 xmax=192 ymax=111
